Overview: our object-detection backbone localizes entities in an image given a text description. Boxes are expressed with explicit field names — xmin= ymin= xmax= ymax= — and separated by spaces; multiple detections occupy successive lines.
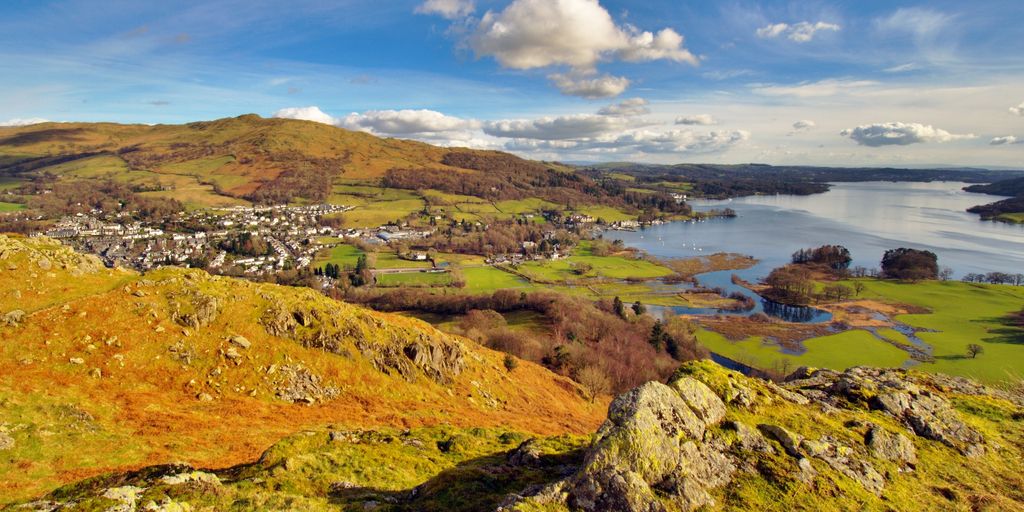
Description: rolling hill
xmin=0 ymin=115 xmax=541 ymax=208
xmin=0 ymin=234 xmax=605 ymax=502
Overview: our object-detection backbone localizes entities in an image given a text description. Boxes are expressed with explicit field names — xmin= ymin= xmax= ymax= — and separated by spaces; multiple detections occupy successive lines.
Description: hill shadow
xmin=322 ymin=446 xmax=584 ymax=511
xmin=975 ymin=314 xmax=1024 ymax=346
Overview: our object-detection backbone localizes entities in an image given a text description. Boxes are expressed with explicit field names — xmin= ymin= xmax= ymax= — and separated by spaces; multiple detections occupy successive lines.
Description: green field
xmin=461 ymin=266 xmax=535 ymax=292
xmin=313 ymin=243 xmax=364 ymax=269
xmin=515 ymin=242 xmax=673 ymax=283
xmin=376 ymin=271 xmax=452 ymax=287
xmin=0 ymin=201 xmax=25 ymax=212
xmin=845 ymin=279 xmax=1024 ymax=383
xmin=373 ymin=252 xmax=433 ymax=270
xmin=493 ymin=198 xmax=559 ymax=214
xmin=996 ymin=212 xmax=1024 ymax=224
xmin=696 ymin=280 xmax=1024 ymax=384
xmin=573 ymin=205 xmax=635 ymax=223
xmin=697 ymin=329 xmax=909 ymax=372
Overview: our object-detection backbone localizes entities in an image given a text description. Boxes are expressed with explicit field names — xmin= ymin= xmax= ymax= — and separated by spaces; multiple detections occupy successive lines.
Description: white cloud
xmin=752 ymin=78 xmax=878 ymax=98
xmin=990 ymin=136 xmax=1021 ymax=146
xmin=339 ymin=109 xmax=478 ymax=135
xmin=471 ymin=0 xmax=696 ymax=70
xmin=272 ymin=106 xmax=337 ymax=125
xmin=508 ymin=129 xmax=749 ymax=155
xmin=415 ymin=0 xmax=475 ymax=20
xmin=483 ymin=113 xmax=633 ymax=140
xmin=1010 ymin=102 xmax=1024 ymax=116
xmin=675 ymin=114 xmax=716 ymax=126
xmin=468 ymin=0 xmax=695 ymax=96
xmin=597 ymin=98 xmax=649 ymax=116
xmin=792 ymin=120 xmax=816 ymax=130
xmin=883 ymin=63 xmax=919 ymax=73
xmin=756 ymin=21 xmax=840 ymax=43
xmin=550 ymin=73 xmax=630 ymax=98
xmin=840 ymin=122 xmax=976 ymax=147
xmin=0 ymin=117 xmax=51 ymax=127
xmin=875 ymin=8 xmax=954 ymax=40
xmin=790 ymin=120 xmax=816 ymax=134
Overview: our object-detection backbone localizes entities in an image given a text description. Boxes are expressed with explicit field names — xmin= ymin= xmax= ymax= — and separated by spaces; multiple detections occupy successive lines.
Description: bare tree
xmin=967 ymin=343 xmax=984 ymax=359
xmin=576 ymin=365 xmax=612 ymax=402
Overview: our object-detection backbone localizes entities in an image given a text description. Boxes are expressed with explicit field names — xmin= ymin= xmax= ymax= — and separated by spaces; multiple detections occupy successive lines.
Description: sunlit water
xmin=613 ymin=181 xmax=1023 ymax=280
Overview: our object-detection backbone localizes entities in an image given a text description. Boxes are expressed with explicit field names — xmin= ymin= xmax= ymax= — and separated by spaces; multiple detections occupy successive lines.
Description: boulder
xmin=2 ymin=309 xmax=25 ymax=327
xmin=725 ymin=421 xmax=774 ymax=454
xmin=563 ymin=382 xmax=734 ymax=512
xmin=507 ymin=439 xmax=542 ymax=466
xmin=757 ymin=424 xmax=803 ymax=458
xmin=669 ymin=377 xmax=727 ymax=426
xmin=0 ymin=431 xmax=14 ymax=451
xmin=229 ymin=335 xmax=251 ymax=349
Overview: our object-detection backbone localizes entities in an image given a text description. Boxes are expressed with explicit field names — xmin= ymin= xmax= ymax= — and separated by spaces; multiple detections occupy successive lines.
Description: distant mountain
xmin=0 ymin=115 xmax=546 ymax=206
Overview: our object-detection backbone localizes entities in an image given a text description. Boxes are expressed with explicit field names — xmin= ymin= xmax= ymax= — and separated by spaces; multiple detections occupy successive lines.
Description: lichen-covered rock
xmin=669 ymin=377 xmax=726 ymax=426
xmin=275 ymin=365 xmax=339 ymax=404
xmin=2 ymin=309 xmax=25 ymax=327
xmin=865 ymin=425 xmax=917 ymax=467
xmin=758 ymin=424 xmax=803 ymax=457
xmin=0 ymin=431 xmax=14 ymax=451
xmin=725 ymin=421 xmax=774 ymax=454
xmin=786 ymin=367 xmax=986 ymax=457
xmin=561 ymin=380 xmax=734 ymax=512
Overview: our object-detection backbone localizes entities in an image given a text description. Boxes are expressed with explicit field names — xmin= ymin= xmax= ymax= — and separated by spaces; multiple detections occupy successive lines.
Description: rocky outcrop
xmin=865 ymin=425 xmax=917 ymax=468
xmin=275 ymin=365 xmax=339 ymax=405
xmin=512 ymin=376 xmax=735 ymax=512
xmin=785 ymin=367 xmax=986 ymax=456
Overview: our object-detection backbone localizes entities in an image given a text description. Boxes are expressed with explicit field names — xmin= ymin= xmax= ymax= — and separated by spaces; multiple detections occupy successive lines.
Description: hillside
xmin=7 ymin=360 xmax=1024 ymax=511
xmin=0 ymin=115 xmax=529 ymax=207
xmin=0 ymin=235 xmax=605 ymax=502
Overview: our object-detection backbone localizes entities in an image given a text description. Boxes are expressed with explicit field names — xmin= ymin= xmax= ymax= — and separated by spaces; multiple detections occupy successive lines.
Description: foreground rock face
xmin=504 ymin=362 xmax=1016 ymax=511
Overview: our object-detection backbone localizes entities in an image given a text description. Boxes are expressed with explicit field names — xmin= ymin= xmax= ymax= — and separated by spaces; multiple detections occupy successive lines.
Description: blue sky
xmin=2 ymin=0 xmax=1023 ymax=166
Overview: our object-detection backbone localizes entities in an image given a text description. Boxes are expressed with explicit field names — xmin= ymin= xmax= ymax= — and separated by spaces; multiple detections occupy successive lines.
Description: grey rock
xmin=562 ymin=382 xmax=734 ymax=512
xmin=0 ymin=431 xmax=14 ymax=451
xmin=229 ymin=335 xmax=251 ymax=349
xmin=2 ymin=309 xmax=25 ymax=327
xmin=865 ymin=425 xmax=917 ymax=467
xmin=758 ymin=424 xmax=803 ymax=458
xmin=507 ymin=439 xmax=542 ymax=466
xmin=669 ymin=377 xmax=727 ymax=426
xmin=725 ymin=421 xmax=774 ymax=454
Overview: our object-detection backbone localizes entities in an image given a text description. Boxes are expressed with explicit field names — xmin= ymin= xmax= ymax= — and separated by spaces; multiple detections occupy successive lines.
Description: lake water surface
xmin=613 ymin=181 xmax=1024 ymax=280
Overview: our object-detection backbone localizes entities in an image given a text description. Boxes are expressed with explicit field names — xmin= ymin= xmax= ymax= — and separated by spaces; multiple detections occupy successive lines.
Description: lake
xmin=612 ymin=181 xmax=1024 ymax=280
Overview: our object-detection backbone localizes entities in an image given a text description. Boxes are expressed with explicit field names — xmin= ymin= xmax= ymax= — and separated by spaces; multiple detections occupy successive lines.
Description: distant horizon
xmin=4 ymin=113 xmax=1022 ymax=172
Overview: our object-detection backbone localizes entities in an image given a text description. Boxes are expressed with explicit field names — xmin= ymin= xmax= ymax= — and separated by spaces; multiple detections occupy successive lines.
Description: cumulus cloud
xmin=469 ymin=0 xmax=695 ymax=96
xmin=675 ymin=114 xmax=716 ymax=126
xmin=550 ymin=73 xmax=630 ymax=98
xmin=789 ymin=120 xmax=816 ymax=135
xmin=597 ymin=98 xmax=649 ymax=116
xmin=756 ymin=21 xmax=840 ymax=43
xmin=752 ymin=78 xmax=877 ymax=98
xmin=415 ymin=0 xmax=474 ymax=19
xmin=1010 ymin=102 xmax=1024 ymax=116
xmin=990 ymin=136 xmax=1021 ymax=145
xmin=483 ymin=113 xmax=633 ymax=140
xmin=840 ymin=122 xmax=976 ymax=147
xmin=273 ymin=106 xmax=478 ymax=139
xmin=507 ymin=129 xmax=749 ymax=155
xmin=339 ymin=109 xmax=478 ymax=135
xmin=273 ymin=106 xmax=338 ymax=125
xmin=0 ymin=117 xmax=51 ymax=127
